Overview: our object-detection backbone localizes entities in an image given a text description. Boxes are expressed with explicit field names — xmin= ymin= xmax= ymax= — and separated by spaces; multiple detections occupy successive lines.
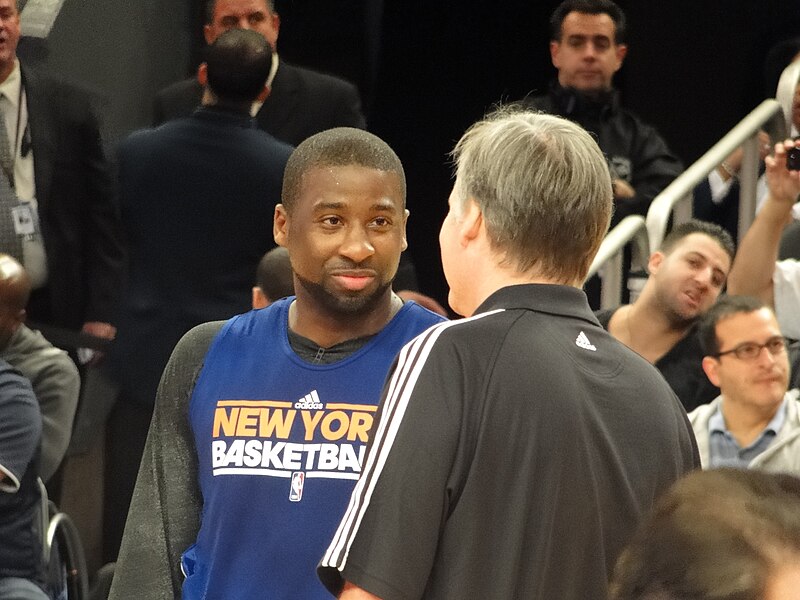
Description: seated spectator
xmin=689 ymin=295 xmax=800 ymax=473
xmin=0 ymin=255 xmax=79 ymax=483
xmin=252 ymin=247 xmax=294 ymax=309
xmin=610 ymin=468 xmax=800 ymax=600
xmin=0 ymin=359 xmax=45 ymax=600
xmin=596 ymin=220 xmax=734 ymax=411
xmin=727 ymin=138 xmax=800 ymax=339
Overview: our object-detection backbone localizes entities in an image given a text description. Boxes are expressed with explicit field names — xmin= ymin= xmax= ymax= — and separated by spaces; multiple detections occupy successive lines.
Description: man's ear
xmin=400 ymin=208 xmax=409 ymax=252
xmin=458 ymin=199 xmax=483 ymax=247
xmin=647 ymin=251 xmax=665 ymax=275
xmin=252 ymin=286 xmax=269 ymax=310
xmin=197 ymin=63 xmax=208 ymax=87
xmin=702 ymin=356 xmax=721 ymax=387
xmin=203 ymin=24 xmax=215 ymax=45
xmin=614 ymin=43 xmax=628 ymax=72
xmin=549 ymin=40 xmax=562 ymax=69
xmin=274 ymin=204 xmax=288 ymax=246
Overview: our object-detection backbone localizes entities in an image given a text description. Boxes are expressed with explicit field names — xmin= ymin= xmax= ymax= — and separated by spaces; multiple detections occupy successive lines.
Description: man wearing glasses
xmin=689 ymin=295 xmax=800 ymax=473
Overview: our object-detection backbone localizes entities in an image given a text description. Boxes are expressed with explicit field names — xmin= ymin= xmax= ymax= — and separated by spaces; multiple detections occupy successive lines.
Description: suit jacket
xmin=22 ymin=66 xmax=125 ymax=329
xmin=153 ymin=61 xmax=366 ymax=146
xmin=112 ymin=106 xmax=293 ymax=406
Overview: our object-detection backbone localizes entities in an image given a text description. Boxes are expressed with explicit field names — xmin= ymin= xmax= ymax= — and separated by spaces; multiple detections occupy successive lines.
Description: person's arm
xmin=29 ymin=341 xmax=80 ymax=482
xmin=615 ymin=122 xmax=683 ymax=220
xmin=108 ymin=322 xmax=221 ymax=600
xmin=0 ymin=365 xmax=40 ymax=493
xmin=339 ymin=581 xmax=383 ymax=600
xmin=78 ymin=90 xmax=126 ymax=337
xmin=727 ymin=139 xmax=800 ymax=305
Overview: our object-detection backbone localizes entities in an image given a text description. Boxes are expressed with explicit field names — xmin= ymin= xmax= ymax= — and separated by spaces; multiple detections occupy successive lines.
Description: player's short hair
xmin=281 ymin=127 xmax=405 ymax=213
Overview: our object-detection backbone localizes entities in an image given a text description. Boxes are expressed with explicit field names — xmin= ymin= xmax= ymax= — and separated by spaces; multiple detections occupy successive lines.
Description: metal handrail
xmin=646 ymin=58 xmax=800 ymax=252
xmin=646 ymin=99 xmax=785 ymax=252
xmin=587 ymin=58 xmax=799 ymax=306
xmin=586 ymin=215 xmax=648 ymax=308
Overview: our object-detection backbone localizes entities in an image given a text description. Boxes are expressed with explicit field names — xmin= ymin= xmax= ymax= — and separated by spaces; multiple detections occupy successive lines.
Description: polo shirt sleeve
xmin=773 ymin=259 xmax=800 ymax=340
xmin=0 ymin=366 xmax=40 ymax=493
xmin=319 ymin=323 xmax=466 ymax=600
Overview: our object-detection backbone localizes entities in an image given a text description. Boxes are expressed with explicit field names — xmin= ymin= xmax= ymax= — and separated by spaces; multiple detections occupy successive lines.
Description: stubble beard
xmin=294 ymin=271 xmax=394 ymax=319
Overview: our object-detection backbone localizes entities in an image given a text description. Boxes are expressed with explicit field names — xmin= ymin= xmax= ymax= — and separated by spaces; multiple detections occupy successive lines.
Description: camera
xmin=787 ymin=136 xmax=800 ymax=171
xmin=788 ymin=146 xmax=800 ymax=171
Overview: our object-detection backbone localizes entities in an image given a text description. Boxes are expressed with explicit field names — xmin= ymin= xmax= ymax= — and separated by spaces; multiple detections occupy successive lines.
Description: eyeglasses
xmin=714 ymin=336 xmax=788 ymax=361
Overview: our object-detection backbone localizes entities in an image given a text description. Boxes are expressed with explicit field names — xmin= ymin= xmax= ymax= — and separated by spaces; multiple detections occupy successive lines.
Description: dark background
xmin=22 ymin=0 xmax=800 ymax=307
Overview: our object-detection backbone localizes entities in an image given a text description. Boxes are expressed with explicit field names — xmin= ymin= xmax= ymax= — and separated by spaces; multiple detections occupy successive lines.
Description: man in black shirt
xmin=319 ymin=107 xmax=698 ymax=600
xmin=597 ymin=219 xmax=735 ymax=412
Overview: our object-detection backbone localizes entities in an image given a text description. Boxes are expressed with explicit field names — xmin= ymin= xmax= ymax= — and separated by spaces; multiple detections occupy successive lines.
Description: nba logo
xmin=289 ymin=471 xmax=305 ymax=502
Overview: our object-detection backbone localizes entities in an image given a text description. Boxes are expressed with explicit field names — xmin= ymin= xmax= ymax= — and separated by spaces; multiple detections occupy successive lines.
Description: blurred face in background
xmin=205 ymin=0 xmax=280 ymax=49
xmin=550 ymin=11 xmax=627 ymax=93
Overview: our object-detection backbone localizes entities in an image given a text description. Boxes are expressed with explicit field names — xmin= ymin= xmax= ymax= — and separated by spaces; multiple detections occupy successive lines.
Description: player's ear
xmin=274 ymin=204 xmax=288 ymax=246
xmin=400 ymin=209 xmax=409 ymax=251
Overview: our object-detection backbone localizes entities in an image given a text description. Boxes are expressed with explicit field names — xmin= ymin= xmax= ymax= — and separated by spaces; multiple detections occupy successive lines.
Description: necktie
xmin=0 ymin=98 xmax=23 ymax=261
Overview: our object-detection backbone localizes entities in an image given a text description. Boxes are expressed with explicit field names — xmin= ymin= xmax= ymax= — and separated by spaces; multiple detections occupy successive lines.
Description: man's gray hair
xmin=451 ymin=106 xmax=613 ymax=284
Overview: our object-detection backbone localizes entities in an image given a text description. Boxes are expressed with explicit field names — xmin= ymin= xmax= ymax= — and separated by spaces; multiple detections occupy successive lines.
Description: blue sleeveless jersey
xmin=182 ymin=298 xmax=444 ymax=599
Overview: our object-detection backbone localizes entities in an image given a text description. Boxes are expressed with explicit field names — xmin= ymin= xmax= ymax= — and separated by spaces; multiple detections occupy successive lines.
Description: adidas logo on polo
xmin=294 ymin=389 xmax=323 ymax=410
xmin=575 ymin=331 xmax=597 ymax=351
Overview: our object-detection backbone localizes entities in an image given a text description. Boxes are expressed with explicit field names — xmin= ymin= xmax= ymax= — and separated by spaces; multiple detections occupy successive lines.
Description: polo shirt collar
xmin=710 ymin=395 xmax=788 ymax=441
xmin=475 ymin=284 xmax=599 ymax=326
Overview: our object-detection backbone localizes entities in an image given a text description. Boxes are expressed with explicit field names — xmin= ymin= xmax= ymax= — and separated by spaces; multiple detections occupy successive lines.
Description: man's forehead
xmin=215 ymin=0 xmax=269 ymax=17
xmin=561 ymin=11 xmax=616 ymax=39
xmin=670 ymin=233 xmax=730 ymax=263
xmin=298 ymin=165 xmax=403 ymax=200
xmin=716 ymin=308 xmax=780 ymax=338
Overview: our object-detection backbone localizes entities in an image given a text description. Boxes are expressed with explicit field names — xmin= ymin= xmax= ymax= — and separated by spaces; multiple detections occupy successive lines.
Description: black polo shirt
xmin=320 ymin=284 xmax=699 ymax=600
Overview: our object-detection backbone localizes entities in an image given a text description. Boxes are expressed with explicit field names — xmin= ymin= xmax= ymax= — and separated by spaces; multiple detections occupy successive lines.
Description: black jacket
xmin=526 ymin=83 xmax=683 ymax=226
xmin=153 ymin=61 xmax=366 ymax=147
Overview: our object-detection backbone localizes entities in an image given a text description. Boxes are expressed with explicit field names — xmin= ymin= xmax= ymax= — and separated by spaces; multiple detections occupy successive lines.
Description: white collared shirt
xmin=0 ymin=59 xmax=35 ymax=202
xmin=0 ymin=59 xmax=46 ymax=288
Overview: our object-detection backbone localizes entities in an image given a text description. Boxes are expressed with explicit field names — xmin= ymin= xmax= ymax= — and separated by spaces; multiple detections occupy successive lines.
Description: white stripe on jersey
xmin=321 ymin=309 xmax=505 ymax=572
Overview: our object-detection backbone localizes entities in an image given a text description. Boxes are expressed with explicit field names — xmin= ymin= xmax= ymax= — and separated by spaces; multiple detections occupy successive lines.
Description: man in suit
xmin=106 ymin=28 xmax=294 ymax=562
xmin=0 ymin=0 xmax=124 ymax=350
xmin=153 ymin=0 xmax=366 ymax=146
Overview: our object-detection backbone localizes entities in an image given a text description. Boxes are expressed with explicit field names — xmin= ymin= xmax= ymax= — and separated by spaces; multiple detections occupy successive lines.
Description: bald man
xmin=0 ymin=254 xmax=79 ymax=482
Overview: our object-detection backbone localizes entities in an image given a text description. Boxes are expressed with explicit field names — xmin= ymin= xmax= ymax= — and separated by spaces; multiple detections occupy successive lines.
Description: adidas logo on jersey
xmin=294 ymin=389 xmax=323 ymax=410
xmin=575 ymin=331 xmax=597 ymax=351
